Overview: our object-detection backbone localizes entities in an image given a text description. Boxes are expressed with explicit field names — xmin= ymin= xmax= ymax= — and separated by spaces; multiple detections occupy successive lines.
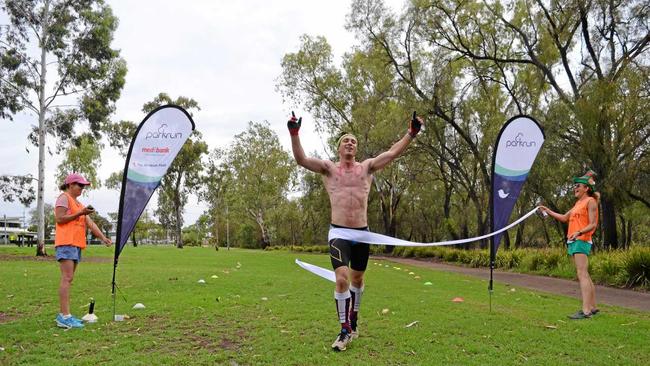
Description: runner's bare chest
xmin=325 ymin=163 xmax=371 ymax=192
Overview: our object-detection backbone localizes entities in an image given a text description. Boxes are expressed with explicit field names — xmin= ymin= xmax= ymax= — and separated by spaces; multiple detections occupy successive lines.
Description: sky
xmin=0 ymin=0 xmax=404 ymax=227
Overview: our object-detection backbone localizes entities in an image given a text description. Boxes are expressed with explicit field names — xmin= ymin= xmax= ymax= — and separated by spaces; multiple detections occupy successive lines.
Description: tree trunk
xmin=35 ymin=0 xmax=51 ymax=257
xmin=131 ymin=231 xmax=138 ymax=247
xmin=515 ymin=222 xmax=524 ymax=248
xmin=619 ymin=214 xmax=626 ymax=249
xmin=248 ymin=208 xmax=269 ymax=249
xmin=174 ymin=174 xmax=183 ymax=249
xmin=600 ymin=196 xmax=618 ymax=249
xmin=175 ymin=201 xmax=183 ymax=248
xmin=213 ymin=210 xmax=219 ymax=250
xmin=626 ymin=220 xmax=632 ymax=249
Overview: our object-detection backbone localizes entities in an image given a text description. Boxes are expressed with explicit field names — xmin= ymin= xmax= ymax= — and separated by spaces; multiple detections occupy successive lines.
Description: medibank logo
xmin=141 ymin=147 xmax=170 ymax=153
xmin=505 ymin=132 xmax=536 ymax=148
xmin=145 ymin=123 xmax=183 ymax=140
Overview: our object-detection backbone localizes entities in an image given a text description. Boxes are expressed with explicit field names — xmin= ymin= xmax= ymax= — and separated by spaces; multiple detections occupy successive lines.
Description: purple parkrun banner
xmin=489 ymin=115 xmax=544 ymax=291
xmin=114 ymin=105 xmax=195 ymax=261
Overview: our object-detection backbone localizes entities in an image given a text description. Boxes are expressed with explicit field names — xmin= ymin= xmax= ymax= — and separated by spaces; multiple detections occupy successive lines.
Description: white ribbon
xmin=297 ymin=208 xmax=540 ymax=281
xmin=327 ymin=207 xmax=539 ymax=247
xmin=295 ymin=259 xmax=335 ymax=282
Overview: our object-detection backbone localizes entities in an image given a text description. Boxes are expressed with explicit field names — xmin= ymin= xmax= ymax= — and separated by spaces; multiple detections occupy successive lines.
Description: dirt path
xmin=375 ymin=256 xmax=650 ymax=312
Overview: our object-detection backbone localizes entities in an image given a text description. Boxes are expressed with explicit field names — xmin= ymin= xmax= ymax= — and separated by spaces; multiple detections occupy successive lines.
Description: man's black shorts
xmin=329 ymin=224 xmax=370 ymax=271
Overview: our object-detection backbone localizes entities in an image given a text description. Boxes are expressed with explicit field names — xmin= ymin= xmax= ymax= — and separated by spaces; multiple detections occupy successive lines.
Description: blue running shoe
xmin=56 ymin=314 xmax=84 ymax=329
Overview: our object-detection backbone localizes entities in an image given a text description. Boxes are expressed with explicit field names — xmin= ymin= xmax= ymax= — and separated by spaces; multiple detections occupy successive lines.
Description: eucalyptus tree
xmin=197 ymin=148 xmax=230 ymax=250
xmin=0 ymin=0 xmax=127 ymax=255
xmin=222 ymin=121 xmax=295 ymax=248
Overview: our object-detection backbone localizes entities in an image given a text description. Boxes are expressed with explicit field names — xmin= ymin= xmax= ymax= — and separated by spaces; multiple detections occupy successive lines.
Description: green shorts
xmin=567 ymin=240 xmax=592 ymax=256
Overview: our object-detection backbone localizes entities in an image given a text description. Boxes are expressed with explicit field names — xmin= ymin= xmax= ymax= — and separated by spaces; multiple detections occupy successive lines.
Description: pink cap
xmin=64 ymin=173 xmax=91 ymax=186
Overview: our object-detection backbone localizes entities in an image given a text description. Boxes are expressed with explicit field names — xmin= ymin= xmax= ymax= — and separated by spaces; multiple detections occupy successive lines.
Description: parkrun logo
xmin=506 ymin=132 xmax=536 ymax=148
xmin=145 ymin=124 xmax=183 ymax=140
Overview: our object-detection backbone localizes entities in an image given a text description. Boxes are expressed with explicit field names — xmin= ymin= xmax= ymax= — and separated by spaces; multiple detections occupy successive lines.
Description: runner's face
xmin=338 ymin=136 xmax=357 ymax=158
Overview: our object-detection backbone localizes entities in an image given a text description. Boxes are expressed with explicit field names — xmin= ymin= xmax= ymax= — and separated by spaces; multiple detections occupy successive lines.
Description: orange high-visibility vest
xmin=54 ymin=193 xmax=87 ymax=249
xmin=567 ymin=197 xmax=598 ymax=242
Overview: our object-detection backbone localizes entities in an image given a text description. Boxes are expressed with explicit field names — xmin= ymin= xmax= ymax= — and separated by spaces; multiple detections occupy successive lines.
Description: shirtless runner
xmin=288 ymin=112 xmax=423 ymax=351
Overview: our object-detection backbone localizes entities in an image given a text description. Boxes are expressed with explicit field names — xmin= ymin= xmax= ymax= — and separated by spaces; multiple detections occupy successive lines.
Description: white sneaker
xmin=331 ymin=329 xmax=352 ymax=351
xmin=351 ymin=320 xmax=359 ymax=339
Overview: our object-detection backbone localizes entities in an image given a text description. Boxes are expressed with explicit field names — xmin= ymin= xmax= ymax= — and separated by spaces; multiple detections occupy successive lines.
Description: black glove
xmin=288 ymin=111 xmax=302 ymax=136
xmin=409 ymin=111 xmax=422 ymax=137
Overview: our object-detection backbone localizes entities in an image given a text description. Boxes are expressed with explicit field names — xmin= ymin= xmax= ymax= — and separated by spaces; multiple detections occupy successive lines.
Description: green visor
xmin=573 ymin=176 xmax=595 ymax=192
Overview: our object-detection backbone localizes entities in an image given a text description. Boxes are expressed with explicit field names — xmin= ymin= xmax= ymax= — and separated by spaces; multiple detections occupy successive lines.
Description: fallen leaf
xmin=381 ymin=308 xmax=390 ymax=315
xmin=405 ymin=321 xmax=419 ymax=328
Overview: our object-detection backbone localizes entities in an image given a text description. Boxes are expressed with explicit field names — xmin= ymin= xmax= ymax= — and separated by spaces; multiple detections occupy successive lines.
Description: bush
xmin=181 ymin=231 xmax=201 ymax=247
xmin=378 ymin=242 xmax=649 ymax=290
xmin=543 ymin=249 xmax=565 ymax=270
xmin=469 ymin=251 xmax=490 ymax=268
xmin=443 ymin=250 xmax=459 ymax=262
xmin=590 ymin=252 xmax=623 ymax=286
xmin=496 ymin=249 xmax=524 ymax=269
xmin=521 ymin=251 xmax=546 ymax=271
xmin=620 ymin=247 xmax=650 ymax=289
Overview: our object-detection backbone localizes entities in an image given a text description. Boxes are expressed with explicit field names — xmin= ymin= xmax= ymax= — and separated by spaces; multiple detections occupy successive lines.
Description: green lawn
xmin=1 ymin=245 xmax=649 ymax=365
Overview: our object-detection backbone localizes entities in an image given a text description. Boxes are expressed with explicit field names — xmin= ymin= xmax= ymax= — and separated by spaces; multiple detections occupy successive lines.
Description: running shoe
xmin=331 ymin=329 xmax=352 ymax=351
xmin=56 ymin=314 xmax=84 ymax=329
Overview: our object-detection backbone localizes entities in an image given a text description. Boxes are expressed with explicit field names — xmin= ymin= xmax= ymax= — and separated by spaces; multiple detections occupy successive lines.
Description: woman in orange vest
xmin=538 ymin=170 xmax=600 ymax=319
xmin=54 ymin=173 xmax=112 ymax=329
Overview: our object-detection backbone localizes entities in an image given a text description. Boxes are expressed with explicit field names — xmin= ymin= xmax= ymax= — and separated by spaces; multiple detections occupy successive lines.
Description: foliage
xmin=621 ymin=247 xmax=650 ymax=289
xmin=55 ymin=133 xmax=104 ymax=189
xmin=0 ymin=0 xmax=127 ymax=255
xmin=0 ymin=175 xmax=36 ymax=206
xmin=221 ymin=121 xmax=296 ymax=249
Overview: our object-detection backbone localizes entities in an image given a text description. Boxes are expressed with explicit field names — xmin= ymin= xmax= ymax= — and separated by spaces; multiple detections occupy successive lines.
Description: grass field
xmin=1 ymin=245 xmax=649 ymax=365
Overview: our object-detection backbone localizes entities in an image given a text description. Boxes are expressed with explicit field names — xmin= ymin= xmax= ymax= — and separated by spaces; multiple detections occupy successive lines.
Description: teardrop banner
xmin=111 ymin=105 xmax=195 ymax=316
xmin=489 ymin=115 xmax=544 ymax=294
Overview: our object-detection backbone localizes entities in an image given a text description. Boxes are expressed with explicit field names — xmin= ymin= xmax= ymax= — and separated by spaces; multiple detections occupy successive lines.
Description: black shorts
xmin=329 ymin=224 xmax=370 ymax=271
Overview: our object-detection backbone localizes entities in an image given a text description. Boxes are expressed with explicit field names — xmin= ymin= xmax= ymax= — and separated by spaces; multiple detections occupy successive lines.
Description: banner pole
xmin=111 ymin=259 xmax=117 ymax=321
xmin=489 ymin=263 xmax=494 ymax=313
